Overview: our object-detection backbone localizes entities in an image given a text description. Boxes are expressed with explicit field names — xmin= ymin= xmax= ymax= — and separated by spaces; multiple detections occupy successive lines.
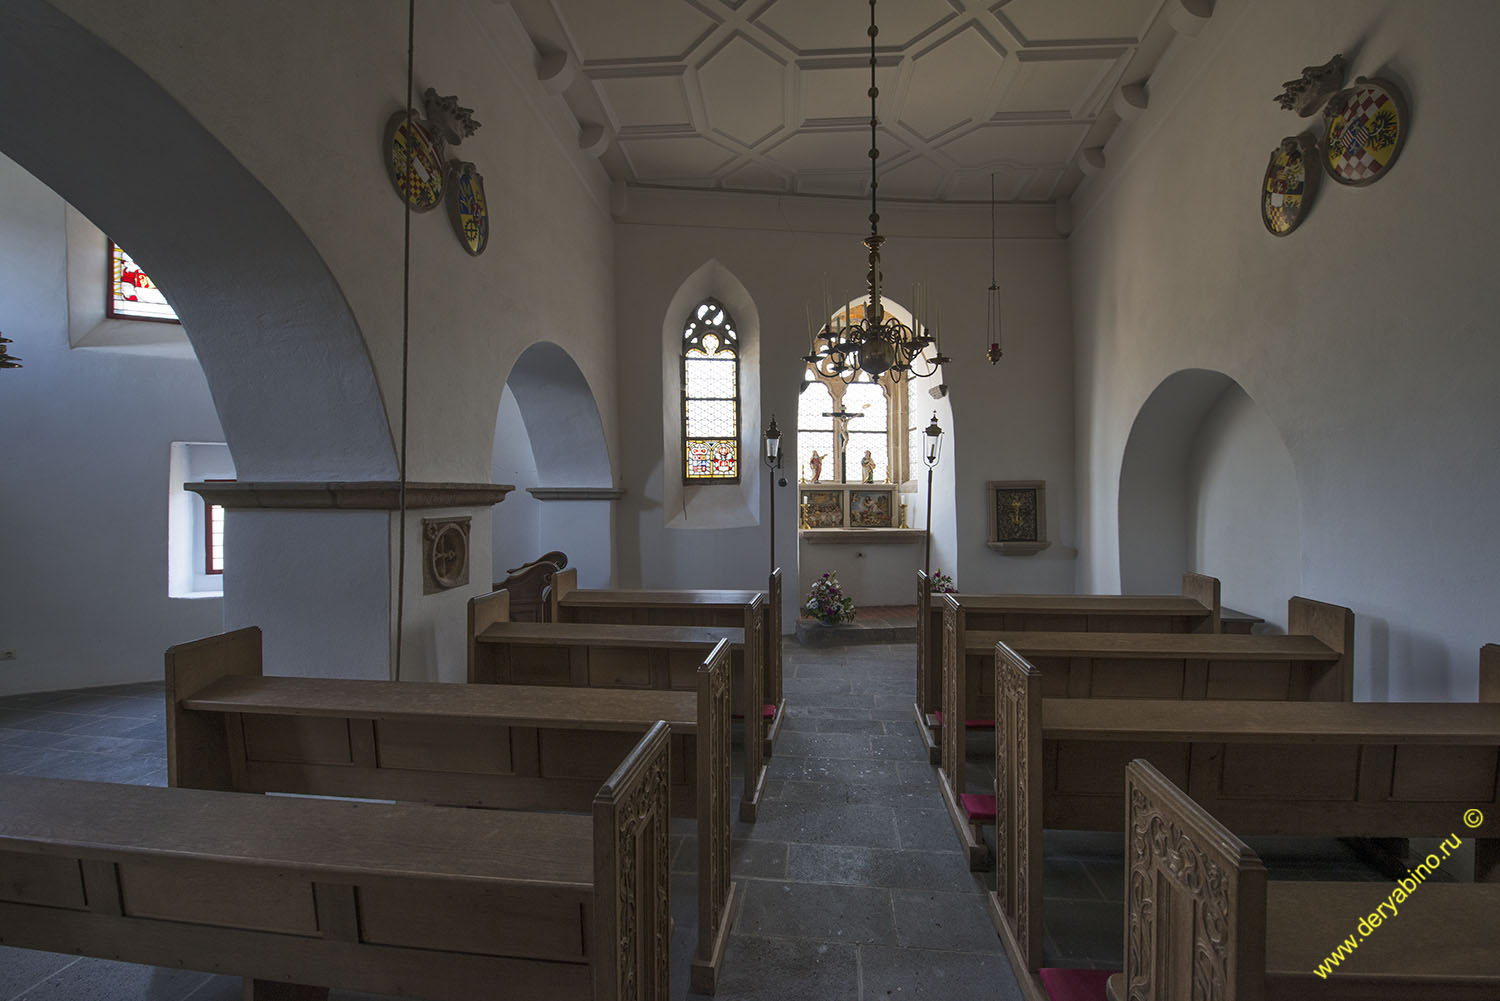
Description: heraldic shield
xmin=446 ymin=161 xmax=490 ymax=256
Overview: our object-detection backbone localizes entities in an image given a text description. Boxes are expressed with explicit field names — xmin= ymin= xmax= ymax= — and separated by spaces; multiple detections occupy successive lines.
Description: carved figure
xmin=808 ymin=450 xmax=823 ymax=482
xmin=1274 ymin=54 xmax=1346 ymax=117
xmin=861 ymin=450 xmax=876 ymax=483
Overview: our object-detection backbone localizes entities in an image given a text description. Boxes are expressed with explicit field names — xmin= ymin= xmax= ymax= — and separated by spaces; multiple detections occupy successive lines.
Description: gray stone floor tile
xmin=739 ymin=802 xmax=902 ymax=849
xmin=1043 ymin=899 xmax=1124 ymax=966
xmin=859 ymin=944 xmax=1025 ymax=1000
xmin=12 ymin=956 xmax=209 ymax=1001
xmin=0 ymin=947 xmax=78 ymax=999
xmin=890 ymin=889 xmax=1006 ymax=954
xmin=894 ymin=807 xmax=965 ymax=851
xmin=714 ymin=936 xmax=859 ymax=1001
xmin=1045 ymin=857 xmax=1106 ymax=901
xmin=813 ymin=718 xmax=887 ymax=735
xmin=774 ymin=731 xmax=872 ymax=758
xmin=869 ymin=731 xmax=928 ymax=760
xmin=767 ymin=777 xmax=852 ymax=803
xmin=736 ymin=879 xmax=896 ymax=945
xmin=846 ymin=782 xmax=946 ymax=810
xmin=786 ymin=843 xmax=879 ymax=887
xmin=794 ymin=755 xmax=917 ymax=787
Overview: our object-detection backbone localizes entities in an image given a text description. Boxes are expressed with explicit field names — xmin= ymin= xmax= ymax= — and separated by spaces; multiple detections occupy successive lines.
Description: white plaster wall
xmin=491 ymin=386 xmax=543 ymax=580
xmin=1071 ymin=0 xmax=1500 ymax=699
xmin=0 ymin=152 xmax=225 ymax=695
xmin=540 ymin=503 xmax=615 ymax=589
xmin=614 ymin=189 xmax=1074 ymax=623
xmin=1187 ymin=385 xmax=1302 ymax=631
xmin=48 ymin=0 xmax=619 ymax=485
xmin=22 ymin=1 xmax=619 ymax=685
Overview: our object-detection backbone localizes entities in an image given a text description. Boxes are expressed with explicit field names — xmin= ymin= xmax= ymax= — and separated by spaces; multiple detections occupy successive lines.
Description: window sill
xmin=799 ymin=528 xmax=926 ymax=544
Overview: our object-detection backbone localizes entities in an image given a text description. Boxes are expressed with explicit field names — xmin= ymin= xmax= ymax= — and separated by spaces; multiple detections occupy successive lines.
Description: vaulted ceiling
xmin=509 ymin=0 xmax=1202 ymax=203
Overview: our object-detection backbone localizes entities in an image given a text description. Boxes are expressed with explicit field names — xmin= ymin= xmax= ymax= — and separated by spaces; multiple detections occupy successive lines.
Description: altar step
xmin=794 ymin=604 xmax=917 ymax=646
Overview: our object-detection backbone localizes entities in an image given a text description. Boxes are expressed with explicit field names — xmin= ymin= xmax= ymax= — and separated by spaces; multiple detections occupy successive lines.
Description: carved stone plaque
xmin=422 ymin=517 xmax=470 ymax=594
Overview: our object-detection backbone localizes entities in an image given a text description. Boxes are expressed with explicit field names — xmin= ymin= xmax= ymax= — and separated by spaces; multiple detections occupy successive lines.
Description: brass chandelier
xmin=803 ymin=0 xmax=948 ymax=384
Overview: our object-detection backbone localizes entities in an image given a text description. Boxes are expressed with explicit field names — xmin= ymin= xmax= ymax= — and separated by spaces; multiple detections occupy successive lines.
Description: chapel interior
xmin=1 ymin=0 xmax=1497 ymax=999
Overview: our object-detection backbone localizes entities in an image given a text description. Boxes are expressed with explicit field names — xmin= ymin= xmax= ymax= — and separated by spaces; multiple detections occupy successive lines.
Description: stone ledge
xmin=526 ymin=487 xmax=625 ymax=501
xmin=184 ymin=481 xmax=514 ymax=510
xmin=799 ymin=529 xmax=926 ymax=544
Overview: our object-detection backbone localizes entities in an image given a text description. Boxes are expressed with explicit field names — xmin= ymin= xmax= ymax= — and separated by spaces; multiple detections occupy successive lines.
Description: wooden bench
xmin=938 ymin=597 xmax=1354 ymax=867
xmin=914 ymin=572 xmax=1226 ymax=763
xmin=550 ymin=567 xmax=785 ymax=758
xmin=493 ymin=549 xmax=567 ymax=621
xmin=1108 ymin=758 xmax=1500 ymax=1001
xmin=470 ymin=592 xmax=765 ymax=822
xmin=0 ymin=726 xmax=671 ymax=1001
xmin=166 ymin=626 xmax=735 ymax=993
xmin=989 ymin=643 xmax=1500 ymax=994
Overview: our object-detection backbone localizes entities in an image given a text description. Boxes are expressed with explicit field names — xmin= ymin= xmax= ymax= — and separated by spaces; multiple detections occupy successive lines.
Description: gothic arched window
xmin=681 ymin=298 xmax=740 ymax=482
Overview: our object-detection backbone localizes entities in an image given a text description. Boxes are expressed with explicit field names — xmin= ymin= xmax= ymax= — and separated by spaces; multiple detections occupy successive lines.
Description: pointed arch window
xmin=682 ymin=298 xmax=740 ymax=482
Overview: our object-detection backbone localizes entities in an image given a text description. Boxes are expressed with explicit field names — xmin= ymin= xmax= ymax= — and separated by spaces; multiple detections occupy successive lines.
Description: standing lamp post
xmin=922 ymin=412 xmax=944 ymax=578
xmin=764 ymin=415 xmax=784 ymax=575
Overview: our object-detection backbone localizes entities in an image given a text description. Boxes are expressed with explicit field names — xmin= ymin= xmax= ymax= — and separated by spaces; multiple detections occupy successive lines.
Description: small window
xmin=682 ymin=298 xmax=740 ymax=482
xmin=107 ymin=239 xmax=179 ymax=323
xmin=203 ymin=480 xmax=232 ymax=575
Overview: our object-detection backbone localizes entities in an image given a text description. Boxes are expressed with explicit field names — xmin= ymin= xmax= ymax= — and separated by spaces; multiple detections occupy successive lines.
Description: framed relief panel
xmin=799 ymin=489 xmax=844 ymax=529
xmin=849 ymin=488 xmax=894 ymax=528
xmin=987 ymin=480 xmax=1049 ymax=554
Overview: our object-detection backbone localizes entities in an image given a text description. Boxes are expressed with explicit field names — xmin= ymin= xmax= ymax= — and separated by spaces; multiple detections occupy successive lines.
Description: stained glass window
xmin=107 ymin=240 xmax=179 ymax=322
xmin=682 ymin=298 xmax=740 ymax=482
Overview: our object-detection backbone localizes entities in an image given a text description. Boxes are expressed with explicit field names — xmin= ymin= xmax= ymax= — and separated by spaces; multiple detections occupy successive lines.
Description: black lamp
xmin=922 ymin=412 xmax=943 ymax=576
xmin=764 ymin=414 xmax=785 ymax=575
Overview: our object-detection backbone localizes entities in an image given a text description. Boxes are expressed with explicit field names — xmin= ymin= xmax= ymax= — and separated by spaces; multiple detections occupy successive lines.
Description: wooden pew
xmin=549 ymin=567 xmax=785 ymax=759
xmin=915 ymin=572 xmax=1225 ymax=764
xmin=0 ymin=726 xmax=671 ymax=1001
xmin=1107 ymin=758 xmax=1500 ymax=1001
xmin=470 ymin=598 xmax=766 ymax=823
xmin=989 ymin=643 xmax=1500 ymax=993
xmin=938 ymin=597 xmax=1354 ymax=867
xmin=166 ymin=626 xmax=735 ymax=993
xmin=493 ymin=549 xmax=567 ymax=621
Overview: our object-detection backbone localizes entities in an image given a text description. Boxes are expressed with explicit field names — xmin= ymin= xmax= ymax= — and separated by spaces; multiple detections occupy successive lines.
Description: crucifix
xmin=821 ymin=406 xmax=864 ymax=482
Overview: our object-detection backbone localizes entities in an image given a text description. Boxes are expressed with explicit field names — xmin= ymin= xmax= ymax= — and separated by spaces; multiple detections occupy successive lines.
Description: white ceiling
xmin=508 ymin=0 xmax=1190 ymax=203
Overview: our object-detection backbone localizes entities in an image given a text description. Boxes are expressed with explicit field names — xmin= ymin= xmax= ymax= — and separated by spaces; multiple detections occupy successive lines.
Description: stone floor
xmin=0 ymin=643 xmax=1408 ymax=1000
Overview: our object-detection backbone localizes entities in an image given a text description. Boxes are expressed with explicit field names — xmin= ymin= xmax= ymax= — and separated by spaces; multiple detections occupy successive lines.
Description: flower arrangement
xmin=804 ymin=571 xmax=856 ymax=625
xmin=930 ymin=570 xmax=956 ymax=593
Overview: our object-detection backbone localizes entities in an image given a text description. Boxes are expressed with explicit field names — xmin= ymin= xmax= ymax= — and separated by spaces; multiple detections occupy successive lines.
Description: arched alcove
xmin=794 ymin=297 xmax=955 ymax=606
xmin=1119 ymin=369 xmax=1301 ymax=627
xmin=494 ymin=341 xmax=615 ymax=587
xmin=658 ymin=260 xmax=762 ymax=530
xmin=0 ymin=0 xmax=392 ymax=480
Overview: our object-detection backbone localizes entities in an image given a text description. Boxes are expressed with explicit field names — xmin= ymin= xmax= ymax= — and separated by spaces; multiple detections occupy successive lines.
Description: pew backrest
xmin=1180 ymin=571 xmax=1222 ymax=633
xmin=1483 ymin=643 xmax=1500 ymax=703
xmin=0 ymin=724 xmax=671 ymax=1001
xmin=1122 ymin=758 xmax=1268 ymax=1001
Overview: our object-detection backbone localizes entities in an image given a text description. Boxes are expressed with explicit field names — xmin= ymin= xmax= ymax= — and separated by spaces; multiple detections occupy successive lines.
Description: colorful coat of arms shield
xmin=446 ymin=161 xmax=490 ymax=256
xmin=383 ymin=110 xmax=445 ymax=211
xmin=1322 ymin=77 xmax=1407 ymax=186
xmin=1262 ymin=134 xmax=1317 ymax=236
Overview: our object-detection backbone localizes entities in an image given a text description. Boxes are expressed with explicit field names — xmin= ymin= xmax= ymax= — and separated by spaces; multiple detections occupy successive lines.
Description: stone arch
xmin=0 ymin=0 xmax=393 ymax=480
xmin=1119 ymin=369 xmax=1301 ymax=627
xmin=493 ymin=341 xmax=615 ymax=586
